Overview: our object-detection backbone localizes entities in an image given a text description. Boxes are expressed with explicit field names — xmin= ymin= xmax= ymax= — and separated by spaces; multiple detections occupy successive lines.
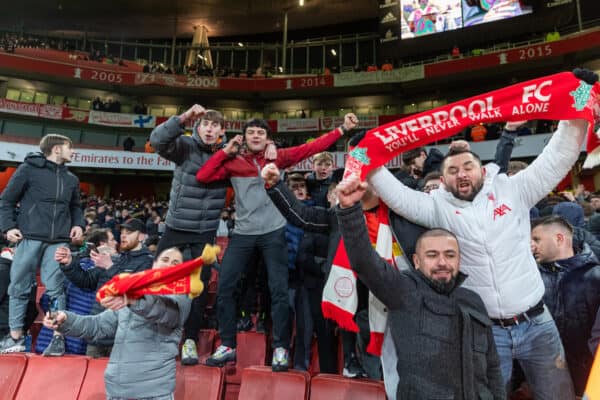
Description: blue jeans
xmin=8 ymin=239 xmax=67 ymax=331
xmin=491 ymin=307 xmax=575 ymax=400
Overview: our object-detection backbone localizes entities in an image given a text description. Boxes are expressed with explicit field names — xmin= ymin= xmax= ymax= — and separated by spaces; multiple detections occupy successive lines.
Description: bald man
xmin=334 ymin=174 xmax=504 ymax=400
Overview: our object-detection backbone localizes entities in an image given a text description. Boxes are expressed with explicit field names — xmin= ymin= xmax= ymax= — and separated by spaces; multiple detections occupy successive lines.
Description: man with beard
xmin=0 ymin=134 xmax=84 ymax=355
xmin=55 ymin=218 xmax=153 ymax=357
xmin=334 ymin=174 xmax=504 ymax=399
xmin=366 ymin=112 xmax=590 ymax=398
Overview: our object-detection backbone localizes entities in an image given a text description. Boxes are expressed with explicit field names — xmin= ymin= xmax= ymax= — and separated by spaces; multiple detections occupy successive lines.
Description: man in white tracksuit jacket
xmin=368 ymin=117 xmax=589 ymax=399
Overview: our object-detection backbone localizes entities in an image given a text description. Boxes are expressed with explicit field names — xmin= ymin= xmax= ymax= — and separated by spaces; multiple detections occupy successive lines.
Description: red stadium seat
xmin=223 ymin=383 xmax=240 ymax=400
xmin=223 ymin=332 xmax=267 ymax=384
xmin=0 ymin=354 xmax=28 ymax=400
xmin=175 ymin=364 xmax=224 ymax=400
xmin=196 ymin=329 xmax=217 ymax=364
xmin=78 ymin=357 xmax=109 ymax=400
xmin=309 ymin=374 xmax=387 ymax=400
xmin=15 ymin=354 xmax=88 ymax=400
xmin=239 ymin=366 xmax=310 ymax=400
xmin=219 ymin=331 xmax=267 ymax=399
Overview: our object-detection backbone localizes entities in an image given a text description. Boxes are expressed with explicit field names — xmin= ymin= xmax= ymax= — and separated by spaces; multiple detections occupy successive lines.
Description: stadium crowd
xmin=0 ymin=69 xmax=600 ymax=399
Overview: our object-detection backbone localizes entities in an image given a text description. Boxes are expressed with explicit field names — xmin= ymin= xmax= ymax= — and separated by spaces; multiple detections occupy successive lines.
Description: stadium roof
xmin=2 ymin=0 xmax=379 ymax=39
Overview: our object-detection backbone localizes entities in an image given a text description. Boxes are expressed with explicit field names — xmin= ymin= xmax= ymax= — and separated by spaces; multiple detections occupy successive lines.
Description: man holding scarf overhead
xmin=343 ymin=69 xmax=600 ymax=399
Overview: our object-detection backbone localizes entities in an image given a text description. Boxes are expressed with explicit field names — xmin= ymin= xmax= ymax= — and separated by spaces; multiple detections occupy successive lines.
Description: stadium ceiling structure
xmin=1 ymin=0 xmax=379 ymax=39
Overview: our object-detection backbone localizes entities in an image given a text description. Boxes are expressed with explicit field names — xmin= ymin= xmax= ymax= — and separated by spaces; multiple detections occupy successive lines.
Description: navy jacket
xmin=539 ymin=245 xmax=600 ymax=394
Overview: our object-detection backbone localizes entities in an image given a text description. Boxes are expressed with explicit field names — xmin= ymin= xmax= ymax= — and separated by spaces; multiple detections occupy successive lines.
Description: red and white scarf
xmin=343 ymin=72 xmax=600 ymax=180
xmin=322 ymin=202 xmax=401 ymax=356
xmin=322 ymin=72 xmax=599 ymax=357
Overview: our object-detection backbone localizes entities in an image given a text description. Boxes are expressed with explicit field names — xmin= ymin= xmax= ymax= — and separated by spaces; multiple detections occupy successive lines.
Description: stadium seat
xmin=14 ymin=354 xmax=88 ymax=400
xmin=239 ymin=366 xmax=310 ymax=400
xmin=78 ymin=357 xmax=109 ymax=400
xmin=196 ymin=328 xmax=217 ymax=363
xmin=223 ymin=383 xmax=240 ymax=400
xmin=0 ymin=353 xmax=28 ymax=400
xmin=222 ymin=331 xmax=267 ymax=385
xmin=220 ymin=331 xmax=267 ymax=400
xmin=309 ymin=374 xmax=387 ymax=400
xmin=175 ymin=364 xmax=224 ymax=400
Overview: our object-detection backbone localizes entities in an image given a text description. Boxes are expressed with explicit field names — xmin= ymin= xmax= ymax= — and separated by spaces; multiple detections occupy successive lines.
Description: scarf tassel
xmin=321 ymin=301 xmax=359 ymax=333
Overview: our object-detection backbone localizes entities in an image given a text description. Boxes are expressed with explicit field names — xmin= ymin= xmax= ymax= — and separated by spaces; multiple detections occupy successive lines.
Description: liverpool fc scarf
xmin=322 ymin=202 xmax=400 ymax=356
xmin=96 ymin=244 xmax=219 ymax=302
xmin=344 ymin=72 xmax=600 ymax=180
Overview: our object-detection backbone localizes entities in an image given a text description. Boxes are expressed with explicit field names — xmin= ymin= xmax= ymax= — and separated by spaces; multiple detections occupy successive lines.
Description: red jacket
xmin=196 ymin=128 xmax=343 ymax=235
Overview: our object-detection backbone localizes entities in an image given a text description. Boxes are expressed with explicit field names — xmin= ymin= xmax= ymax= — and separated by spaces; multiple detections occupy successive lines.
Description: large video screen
xmin=400 ymin=0 xmax=533 ymax=39
xmin=462 ymin=0 xmax=533 ymax=27
xmin=401 ymin=0 xmax=463 ymax=39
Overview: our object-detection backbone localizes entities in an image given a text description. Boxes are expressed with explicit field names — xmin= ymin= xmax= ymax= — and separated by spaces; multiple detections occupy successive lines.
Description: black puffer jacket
xmin=0 ymin=153 xmax=84 ymax=242
xmin=539 ymin=245 xmax=600 ymax=395
xmin=150 ymin=116 xmax=228 ymax=234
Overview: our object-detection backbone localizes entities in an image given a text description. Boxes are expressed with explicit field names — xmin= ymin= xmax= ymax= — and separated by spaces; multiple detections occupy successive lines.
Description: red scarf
xmin=96 ymin=245 xmax=219 ymax=301
xmin=344 ymin=72 xmax=600 ymax=179
xmin=322 ymin=202 xmax=400 ymax=355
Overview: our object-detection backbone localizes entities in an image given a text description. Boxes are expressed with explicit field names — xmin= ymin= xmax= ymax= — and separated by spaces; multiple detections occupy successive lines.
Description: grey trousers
xmin=8 ymin=239 xmax=67 ymax=331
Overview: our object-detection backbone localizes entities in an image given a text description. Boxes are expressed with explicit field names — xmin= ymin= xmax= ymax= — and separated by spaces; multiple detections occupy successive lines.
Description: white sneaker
xmin=181 ymin=339 xmax=199 ymax=365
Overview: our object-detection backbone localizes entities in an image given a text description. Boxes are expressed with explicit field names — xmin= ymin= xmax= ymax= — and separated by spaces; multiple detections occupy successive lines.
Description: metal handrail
xmin=2 ymin=17 xmax=599 ymax=72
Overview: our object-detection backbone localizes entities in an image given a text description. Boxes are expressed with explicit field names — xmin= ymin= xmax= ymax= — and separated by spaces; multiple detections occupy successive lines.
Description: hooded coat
xmin=539 ymin=244 xmax=600 ymax=394
xmin=0 ymin=152 xmax=84 ymax=242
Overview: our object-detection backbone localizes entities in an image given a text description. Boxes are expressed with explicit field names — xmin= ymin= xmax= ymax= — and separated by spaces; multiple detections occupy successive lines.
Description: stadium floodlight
xmin=238 ymin=42 xmax=244 ymax=47
xmin=299 ymin=0 xmax=304 ymax=6
xmin=330 ymin=49 xmax=337 ymax=56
